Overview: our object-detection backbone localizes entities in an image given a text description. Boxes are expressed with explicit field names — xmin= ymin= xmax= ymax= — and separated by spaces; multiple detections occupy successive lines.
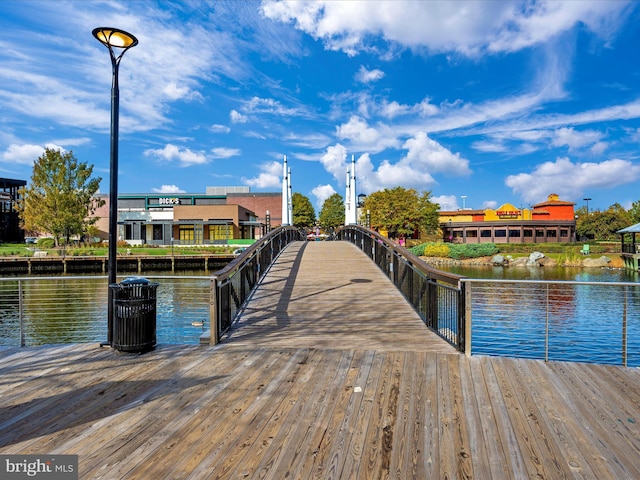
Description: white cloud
xmin=319 ymin=143 xmax=348 ymax=181
xmin=335 ymin=116 xmax=400 ymax=153
xmin=211 ymin=147 xmax=241 ymax=159
xmin=471 ymin=140 xmax=508 ymax=153
xmin=242 ymin=160 xmax=282 ymax=188
xmin=152 ymin=184 xmax=186 ymax=194
xmin=144 ymin=144 xmax=208 ymax=166
xmin=230 ymin=110 xmax=248 ymax=124
xmin=505 ymin=156 xmax=640 ymax=203
xmin=402 ymin=132 xmax=471 ymax=176
xmin=551 ymin=127 xmax=605 ymax=152
xmin=260 ymin=0 xmax=631 ymax=57
xmin=311 ymin=184 xmax=337 ymax=209
xmin=355 ymin=66 xmax=384 ymax=84
xmin=244 ymin=97 xmax=299 ymax=116
xmin=0 ymin=143 xmax=65 ymax=165
xmin=482 ymin=200 xmax=498 ymax=209
xmin=431 ymin=194 xmax=459 ymax=211
xmin=163 ymin=81 xmax=201 ymax=101
xmin=210 ymin=124 xmax=231 ymax=134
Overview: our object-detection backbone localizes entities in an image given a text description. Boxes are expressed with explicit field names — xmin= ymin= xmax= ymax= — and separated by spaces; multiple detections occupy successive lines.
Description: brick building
xmin=93 ymin=187 xmax=282 ymax=246
xmin=439 ymin=193 xmax=576 ymax=244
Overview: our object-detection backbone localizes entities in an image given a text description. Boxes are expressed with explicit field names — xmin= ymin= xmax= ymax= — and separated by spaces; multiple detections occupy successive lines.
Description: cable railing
xmin=209 ymin=226 xmax=303 ymax=344
xmin=0 ymin=275 xmax=211 ymax=347
xmin=463 ymin=278 xmax=640 ymax=367
xmin=337 ymin=225 xmax=467 ymax=351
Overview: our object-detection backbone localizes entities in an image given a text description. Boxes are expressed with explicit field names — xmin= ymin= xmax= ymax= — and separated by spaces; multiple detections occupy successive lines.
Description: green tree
xmin=628 ymin=200 xmax=640 ymax=224
xmin=363 ymin=187 xmax=440 ymax=239
xmin=291 ymin=192 xmax=316 ymax=229
xmin=576 ymin=203 xmax=631 ymax=241
xmin=15 ymin=148 xmax=104 ymax=247
xmin=318 ymin=193 xmax=345 ymax=231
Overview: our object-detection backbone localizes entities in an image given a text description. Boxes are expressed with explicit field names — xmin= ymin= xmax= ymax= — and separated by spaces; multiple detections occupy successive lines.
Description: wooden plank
xmin=523 ymin=359 xmax=608 ymax=478
xmin=479 ymin=356 xmax=530 ymax=478
xmin=547 ymin=361 xmax=640 ymax=478
xmin=274 ymin=349 xmax=358 ymax=480
xmin=247 ymin=348 xmax=348 ymax=479
xmin=446 ymin=353 xmax=474 ymax=479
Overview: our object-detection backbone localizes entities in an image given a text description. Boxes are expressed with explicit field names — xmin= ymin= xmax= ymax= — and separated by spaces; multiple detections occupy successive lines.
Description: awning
xmin=618 ymin=222 xmax=640 ymax=233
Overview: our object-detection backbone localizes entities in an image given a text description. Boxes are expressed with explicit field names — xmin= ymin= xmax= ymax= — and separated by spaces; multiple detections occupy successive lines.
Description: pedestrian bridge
xmin=209 ymin=225 xmax=466 ymax=352
xmin=220 ymin=240 xmax=457 ymax=352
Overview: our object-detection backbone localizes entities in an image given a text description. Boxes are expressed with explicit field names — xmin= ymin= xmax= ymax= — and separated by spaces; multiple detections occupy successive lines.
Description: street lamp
xmin=93 ymin=27 xmax=138 ymax=346
xmin=583 ymin=197 xmax=592 ymax=216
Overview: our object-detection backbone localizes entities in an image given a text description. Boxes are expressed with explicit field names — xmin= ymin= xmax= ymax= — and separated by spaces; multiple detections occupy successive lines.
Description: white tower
xmin=345 ymin=155 xmax=357 ymax=225
xmin=281 ymin=155 xmax=290 ymax=226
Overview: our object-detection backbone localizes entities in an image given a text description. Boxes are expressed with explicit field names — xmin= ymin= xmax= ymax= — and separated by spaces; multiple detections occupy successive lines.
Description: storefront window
xmin=179 ymin=226 xmax=194 ymax=242
xmin=209 ymin=224 xmax=230 ymax=241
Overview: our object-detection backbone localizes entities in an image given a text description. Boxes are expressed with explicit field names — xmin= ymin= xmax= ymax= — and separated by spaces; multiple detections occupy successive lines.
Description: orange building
xmin=439 ymin=194 xmax=576 ymax=244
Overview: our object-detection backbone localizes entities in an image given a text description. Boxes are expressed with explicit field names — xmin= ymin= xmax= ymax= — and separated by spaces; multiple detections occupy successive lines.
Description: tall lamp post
xmin=583 ymin=197 xmax=592 ymax=216
xmin=93 ymin=27 xmax=138 ymax=346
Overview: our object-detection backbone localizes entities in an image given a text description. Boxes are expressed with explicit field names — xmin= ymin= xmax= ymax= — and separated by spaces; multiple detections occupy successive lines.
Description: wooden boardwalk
xmin=1 ymin=241 xmax=639 ymax=479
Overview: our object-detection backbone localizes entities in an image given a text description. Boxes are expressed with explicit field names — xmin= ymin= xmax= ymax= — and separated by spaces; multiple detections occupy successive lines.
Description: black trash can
xmin=109 ymin=277 xmax=159 ymax=353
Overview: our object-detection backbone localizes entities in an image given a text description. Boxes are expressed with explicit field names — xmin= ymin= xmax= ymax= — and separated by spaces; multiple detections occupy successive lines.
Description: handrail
xmin=461 ymin=278 xmax=640 ymax=366
xmin=209 ymin=226 xmax=303 ymax=344
xmin=337 ymin=225 xmax=468 ymax=352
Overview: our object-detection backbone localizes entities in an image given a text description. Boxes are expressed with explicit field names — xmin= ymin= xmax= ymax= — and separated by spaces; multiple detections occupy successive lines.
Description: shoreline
xmin=420 ymin=254 xmax=625 ymax=269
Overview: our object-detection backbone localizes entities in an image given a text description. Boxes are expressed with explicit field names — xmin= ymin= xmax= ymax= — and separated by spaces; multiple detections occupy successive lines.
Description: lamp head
xmin=92 ymin=27 xmax=138 ymax=49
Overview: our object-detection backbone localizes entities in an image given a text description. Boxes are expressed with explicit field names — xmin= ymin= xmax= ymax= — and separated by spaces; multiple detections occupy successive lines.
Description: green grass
xmin=0 ymin=243 xmax=237 ymax=257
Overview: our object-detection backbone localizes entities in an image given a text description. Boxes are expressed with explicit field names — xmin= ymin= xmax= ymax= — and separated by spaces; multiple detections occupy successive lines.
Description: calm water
xmin=0 ymin=271 xmax=211 ymax=347
xmin=2 ymin=265 xmax=639 ymax=366
xmin=436 ymin=264 xmax=640 ymax=366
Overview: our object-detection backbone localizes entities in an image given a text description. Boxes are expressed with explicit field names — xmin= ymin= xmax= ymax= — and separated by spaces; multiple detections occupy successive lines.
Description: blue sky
xmin=1 ymin=1 xmax=639 ymax=214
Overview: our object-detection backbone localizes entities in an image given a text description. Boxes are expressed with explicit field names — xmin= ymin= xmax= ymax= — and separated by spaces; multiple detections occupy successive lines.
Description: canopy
xmin=617 ymin=222 xmax=640 ymax=234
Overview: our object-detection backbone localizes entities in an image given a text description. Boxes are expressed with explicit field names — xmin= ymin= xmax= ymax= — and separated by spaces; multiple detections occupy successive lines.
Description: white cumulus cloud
xmin=242 ymin=160 xmax=282 ymax=189
xmin=505 ymin=156 xmax=640 ymax=203
xmin=144 ymin=144 xmax=208 ymax=166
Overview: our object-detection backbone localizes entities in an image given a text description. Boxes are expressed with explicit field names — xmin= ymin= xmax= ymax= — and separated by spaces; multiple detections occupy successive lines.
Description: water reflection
xmin=0 ymin=271 xmax=211 ymax=347
xmin=439 ymin=264 xmax=640 ymax=366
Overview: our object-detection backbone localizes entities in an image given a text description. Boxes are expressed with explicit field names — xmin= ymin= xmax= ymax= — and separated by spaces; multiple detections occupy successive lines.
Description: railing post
xmin=623 ymin=285 xmax=628 ymax=367
xmin=463 ymin=281 xmax=472 ymax=356
xmin=19 ymin=280 xmax=25 ymax=347
xmin=545 ymin=283 xmax=550 ymax=362
xmin=210 ymin=276 xmax=219 ymax=345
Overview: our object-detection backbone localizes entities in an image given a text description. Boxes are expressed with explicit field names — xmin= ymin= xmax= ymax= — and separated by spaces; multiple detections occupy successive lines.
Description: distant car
xmin=233 ymin=248 xmax=246 ymax=255
xmin=25 ymin=237 xmax=38 ymax=244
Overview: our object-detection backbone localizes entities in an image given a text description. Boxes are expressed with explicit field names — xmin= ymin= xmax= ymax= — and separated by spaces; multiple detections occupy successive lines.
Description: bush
xmin=411 ymin=241 xmax=498 ymax=259
xmin=449 ymin=243 xmax=499 ymax=260
xmin=37 ymin=238 xmax=55 ymax=248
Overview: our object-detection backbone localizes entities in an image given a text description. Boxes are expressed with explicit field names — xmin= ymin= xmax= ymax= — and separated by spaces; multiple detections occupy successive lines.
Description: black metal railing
xmin=337 ymin=225 xmax=467 ymax=352
xmin=210 ymin=226 xmax=303 ymax=343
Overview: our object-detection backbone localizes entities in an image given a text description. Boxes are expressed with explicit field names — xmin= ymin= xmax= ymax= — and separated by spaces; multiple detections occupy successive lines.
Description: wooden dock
xmin=1 ymin=241 xmax=639 ymax=478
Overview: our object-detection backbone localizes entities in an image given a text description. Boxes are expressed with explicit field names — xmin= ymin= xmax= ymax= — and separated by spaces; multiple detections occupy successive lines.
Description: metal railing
xmin=337 ymin=225 xmax=467 ymax=351
xmin=0 ymin=275 xmax=211 ymax=347
xmin=210 ymin=226 xmax=303 ymax=343
xmin=463 ymin=278 xmax=640 ymax=367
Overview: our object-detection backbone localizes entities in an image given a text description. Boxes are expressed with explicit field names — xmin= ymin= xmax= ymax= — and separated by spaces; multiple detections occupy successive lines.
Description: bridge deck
xmin=221 ymin=241 xmax=456 ymax=352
